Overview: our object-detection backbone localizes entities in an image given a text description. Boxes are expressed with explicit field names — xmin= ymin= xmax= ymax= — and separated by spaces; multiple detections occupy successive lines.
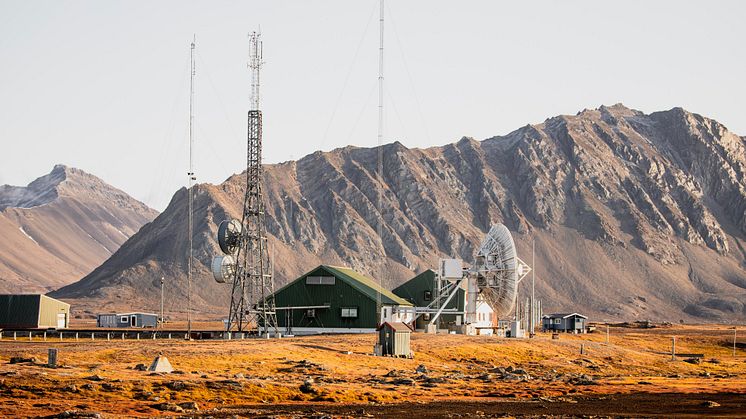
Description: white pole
xmin=531 ymin=239 xmax=535 ymax=336
xmin=735 ymin=327 xmax=737 ymax=357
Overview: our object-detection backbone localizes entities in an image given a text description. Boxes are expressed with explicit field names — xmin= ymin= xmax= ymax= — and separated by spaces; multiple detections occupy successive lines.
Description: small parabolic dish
xmin=217 ymin=219 xmax=243 ymax=255
xmin=211 ymin=255 xmax=236 ymax=284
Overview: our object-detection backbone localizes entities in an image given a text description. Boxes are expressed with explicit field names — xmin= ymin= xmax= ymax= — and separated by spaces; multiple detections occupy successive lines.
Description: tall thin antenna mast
xmin=187 ymin=34 xmax=196 ymax=338
xmin=250 ymin=31 xmax=261 ymax=111
xmin=375 ymin=0 xmax=384 ymax=324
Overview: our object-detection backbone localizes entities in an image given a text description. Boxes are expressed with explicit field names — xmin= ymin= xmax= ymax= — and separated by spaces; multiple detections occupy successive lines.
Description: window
xmin=120 ymin=316 xmax=128 ymax=323
xmin=306 ymin=309 xmax=316 ymax=318
xmin=341 ymin=307 xmax=358 ymax=318
xmin=423 ymin=290 xmax=432 ymax=301
xmin=306 ymin=276 xmax=336 ymax=285
xmin=554 ymin=318 xmax=562 ymax=324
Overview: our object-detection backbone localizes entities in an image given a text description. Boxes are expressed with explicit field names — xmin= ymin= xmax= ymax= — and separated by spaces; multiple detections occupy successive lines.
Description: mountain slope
xmin=0 ymin=165 xmax=158 ymax=293
xmin=53 ymin=105 xmax=746 ymax=322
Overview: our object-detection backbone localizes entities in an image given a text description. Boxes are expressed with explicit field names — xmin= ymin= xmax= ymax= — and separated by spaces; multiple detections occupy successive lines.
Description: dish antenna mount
xmin=418 ymin=223 xmax=531 ymax=327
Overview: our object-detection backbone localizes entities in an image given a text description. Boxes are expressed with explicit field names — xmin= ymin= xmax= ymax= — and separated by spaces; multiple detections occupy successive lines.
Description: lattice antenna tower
xmin=225 ymin=31 xmax=279 ymax=335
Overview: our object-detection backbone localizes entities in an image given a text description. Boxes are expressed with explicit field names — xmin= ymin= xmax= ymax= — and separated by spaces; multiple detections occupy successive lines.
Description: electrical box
xmin=439 ymin=258 xmax=462 ymax=280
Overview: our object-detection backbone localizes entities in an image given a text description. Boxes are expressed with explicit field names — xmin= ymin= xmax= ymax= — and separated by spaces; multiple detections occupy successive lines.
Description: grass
xmin=0 ymin=324 xmax=743 ymax=416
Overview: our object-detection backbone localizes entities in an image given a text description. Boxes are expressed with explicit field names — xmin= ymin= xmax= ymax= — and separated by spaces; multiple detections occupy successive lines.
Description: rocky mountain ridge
xmin=0 ymin=165 xmax=158 ymax=292
xmin=53 ymin=105 xmax=746 ymax=322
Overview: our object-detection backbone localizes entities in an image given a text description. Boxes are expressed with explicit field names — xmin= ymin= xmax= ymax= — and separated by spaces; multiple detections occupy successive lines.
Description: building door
xmin=57 ymin=313 xmax=66 ymax=329
xmin=130 ymin=315 xmax=137 ymax=327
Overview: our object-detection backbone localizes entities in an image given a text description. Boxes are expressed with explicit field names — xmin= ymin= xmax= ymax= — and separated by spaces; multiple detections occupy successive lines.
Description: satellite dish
xmin=217 ymin=219 xmax=243 ymax=255
xmin=211 ymin=255 xmax=236 ymax=284
xmin=472 ymin=224 xmax=530 ymax=317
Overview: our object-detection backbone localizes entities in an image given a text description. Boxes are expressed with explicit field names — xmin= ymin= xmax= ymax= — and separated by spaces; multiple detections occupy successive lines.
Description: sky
xmin=1 ymin=0 xmax=744 ymax=211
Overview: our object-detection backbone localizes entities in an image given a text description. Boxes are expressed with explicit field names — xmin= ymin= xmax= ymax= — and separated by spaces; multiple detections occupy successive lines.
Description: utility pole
xmin=187 ymin=35 xmax=196 ymax=339
xmin=160 ymin=276 xmax=165 ymax=328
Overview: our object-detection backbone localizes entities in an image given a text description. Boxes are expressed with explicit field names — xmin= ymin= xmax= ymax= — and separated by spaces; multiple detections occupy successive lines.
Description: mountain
xmin=53 ymin=105 xmax=746 ymax=322
xmin=0 ymin=164 xmax=158 ymax=293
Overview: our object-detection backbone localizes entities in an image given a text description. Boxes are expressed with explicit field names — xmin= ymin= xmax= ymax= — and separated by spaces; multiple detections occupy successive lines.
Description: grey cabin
xmin=97 ymin=312 xmax=158 ymax=328
xmin=542 ymin=313 xmax=587 ymax=333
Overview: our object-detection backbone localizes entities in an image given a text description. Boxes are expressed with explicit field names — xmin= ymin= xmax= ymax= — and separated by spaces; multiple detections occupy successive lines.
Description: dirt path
xmin=216 ymin=393 xmax=746 ymax=418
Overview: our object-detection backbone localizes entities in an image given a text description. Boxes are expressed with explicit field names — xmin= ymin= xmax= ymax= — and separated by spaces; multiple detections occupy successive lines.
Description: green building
xmin=272 ymin=265 xmax=413 ymax=334
xmin=0 ymin=294 xmax=70 ymax=329
xmin=392 ymin=270 xmax=465 ymax=330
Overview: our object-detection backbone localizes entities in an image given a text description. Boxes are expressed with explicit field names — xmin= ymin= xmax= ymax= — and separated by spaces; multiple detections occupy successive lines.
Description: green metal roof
xmin=323 ymin=265 xmax=412 ymax=306
xmin=275 ymin=265 xmax=412 ymax=307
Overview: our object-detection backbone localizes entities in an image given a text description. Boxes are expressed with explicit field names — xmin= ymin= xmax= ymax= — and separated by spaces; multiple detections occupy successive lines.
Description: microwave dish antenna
xmin=417 ymin=223 xmax=531 ymax=328
xmin=217 ymin=219 xmax=243 ymax=255
xmin=472 ymin=224 xmax=531 ymax=317
xmin=211 ymin=255 xmax=236 ymax=284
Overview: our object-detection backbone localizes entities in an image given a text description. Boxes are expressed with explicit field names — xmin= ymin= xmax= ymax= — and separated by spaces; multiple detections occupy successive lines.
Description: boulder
xmin=299 ymin=378 xmax=316 ymax=394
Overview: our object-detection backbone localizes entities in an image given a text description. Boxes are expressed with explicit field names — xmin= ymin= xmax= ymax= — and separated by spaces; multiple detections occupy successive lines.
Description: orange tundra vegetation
xmin=0 ymin=324 xmax=744 ymax=417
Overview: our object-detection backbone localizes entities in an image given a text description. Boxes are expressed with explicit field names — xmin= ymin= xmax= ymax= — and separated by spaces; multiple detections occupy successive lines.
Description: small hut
xmin=377 ymin=322 xmax=412 ymax=357
xmin=97 ymin=312 xmax=158 ymax=328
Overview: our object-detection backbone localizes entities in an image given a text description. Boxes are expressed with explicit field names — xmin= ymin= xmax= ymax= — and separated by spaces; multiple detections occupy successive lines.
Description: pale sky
xmin=1 ymin=0 xmax=744 ymax=211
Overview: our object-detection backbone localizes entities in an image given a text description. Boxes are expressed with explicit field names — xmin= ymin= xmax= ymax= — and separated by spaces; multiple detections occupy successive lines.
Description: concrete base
xmin=282 ymin=327 xmax=376 ymax=335
xmin=148 ymin=356 xmax=173 ymax=373
xmin=424 ymin=324 xmax=437 ymax=334
xmin=509 ymin=321 xmax=525 ymax=338
xmin=461 ymin=324 xmax=477 ymax=336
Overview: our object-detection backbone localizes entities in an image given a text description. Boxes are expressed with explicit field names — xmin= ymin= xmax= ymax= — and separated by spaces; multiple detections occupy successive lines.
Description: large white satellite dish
xmin=472 ymin=224 xmax=530 ymax=317
xmin=416 ymin=223 xmax=531 ymax=328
